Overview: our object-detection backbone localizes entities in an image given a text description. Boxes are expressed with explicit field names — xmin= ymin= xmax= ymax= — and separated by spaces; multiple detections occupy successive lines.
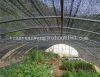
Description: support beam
xmin=60 ymin=0 xmax=64 ymax=35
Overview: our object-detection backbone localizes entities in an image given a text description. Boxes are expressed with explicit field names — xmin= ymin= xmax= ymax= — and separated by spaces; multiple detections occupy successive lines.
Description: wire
xmin=69 ymin=0 xmax=82 ymax=27
xmin=30 ymin=0 xmax=50 ymax=32
xmin=52 ymin=0 xmax=59 ymax=27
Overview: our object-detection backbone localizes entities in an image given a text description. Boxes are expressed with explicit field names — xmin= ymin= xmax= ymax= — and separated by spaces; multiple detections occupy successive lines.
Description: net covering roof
xmin=0 ymin=0 xmax=100 ymax=41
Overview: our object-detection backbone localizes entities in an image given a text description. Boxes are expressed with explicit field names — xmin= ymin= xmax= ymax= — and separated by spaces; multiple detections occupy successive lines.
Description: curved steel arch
xmin=0 ymin=16 xmax=60 ymax=24
xmin=0 ymin=26 xmax=100 ymax=35
xmin=1 ymin=16 xmax=100 ymax=24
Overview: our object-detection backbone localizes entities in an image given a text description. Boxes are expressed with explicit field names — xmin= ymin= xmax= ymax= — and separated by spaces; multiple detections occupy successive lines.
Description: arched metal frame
xmin=0 ymin=0 xmax=100 ymax=37
xmin=0 ymin=1 xmax=100 ymax=46
xmin=0 ymin=0 xmax=100 ymax=68
xmin=0 ymin=16 xmax=100 ymax=35
xmin=0 ymin=26 xmax=100 ymax=35
xmin=1 ymin=16 xmax=100 ymax=24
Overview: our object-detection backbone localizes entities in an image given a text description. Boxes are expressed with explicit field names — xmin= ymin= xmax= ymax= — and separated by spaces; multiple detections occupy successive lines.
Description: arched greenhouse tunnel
xmin=0 ymin=0 xmax=100 ymax=71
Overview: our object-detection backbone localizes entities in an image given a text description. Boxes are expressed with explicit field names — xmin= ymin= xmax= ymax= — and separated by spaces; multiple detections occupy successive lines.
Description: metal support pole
xmin=60 ymin=0 xmax=64 ymax=35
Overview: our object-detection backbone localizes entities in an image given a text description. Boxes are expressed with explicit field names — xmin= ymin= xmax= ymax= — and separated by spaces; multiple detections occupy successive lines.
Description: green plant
xmin=62 ymin=70 xmax=100 ymax=77
xmin=61 ymin=61 xmax=100 ymax=77
xmin=28 ymin=48 xmax=59 ymax=62
xmin=62 ymin=71 xmax=74 ymax=77
xmin=7 ymin=31 xmax=24 ymax=37
xmin=0 ymin=48 xmax=57 ymax=77
xmin=61 ymin=61 xmax=96 ymax=72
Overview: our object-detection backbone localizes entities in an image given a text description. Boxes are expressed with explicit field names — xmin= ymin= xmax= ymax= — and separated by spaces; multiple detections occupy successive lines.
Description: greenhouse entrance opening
xmin=45 ymin=44 xmax=79 ymax=58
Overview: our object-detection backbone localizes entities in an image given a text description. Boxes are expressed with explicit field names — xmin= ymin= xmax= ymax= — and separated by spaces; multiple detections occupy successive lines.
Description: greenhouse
xmin=0 ymin=0 xmax=100 ymax=77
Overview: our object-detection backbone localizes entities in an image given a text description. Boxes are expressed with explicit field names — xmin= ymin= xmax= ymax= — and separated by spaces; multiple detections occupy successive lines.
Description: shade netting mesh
xmin=0 ymin=0 xmax=100 ymax=68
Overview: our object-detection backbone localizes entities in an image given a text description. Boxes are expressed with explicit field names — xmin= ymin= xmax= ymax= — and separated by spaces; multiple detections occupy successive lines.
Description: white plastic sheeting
xmin=45 ymin=44 xmax=79 ymax=58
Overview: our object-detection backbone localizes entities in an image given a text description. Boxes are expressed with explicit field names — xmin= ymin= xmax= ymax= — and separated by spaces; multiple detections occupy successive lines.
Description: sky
xmin=40 ymin=0 xmax=100 ymax=16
